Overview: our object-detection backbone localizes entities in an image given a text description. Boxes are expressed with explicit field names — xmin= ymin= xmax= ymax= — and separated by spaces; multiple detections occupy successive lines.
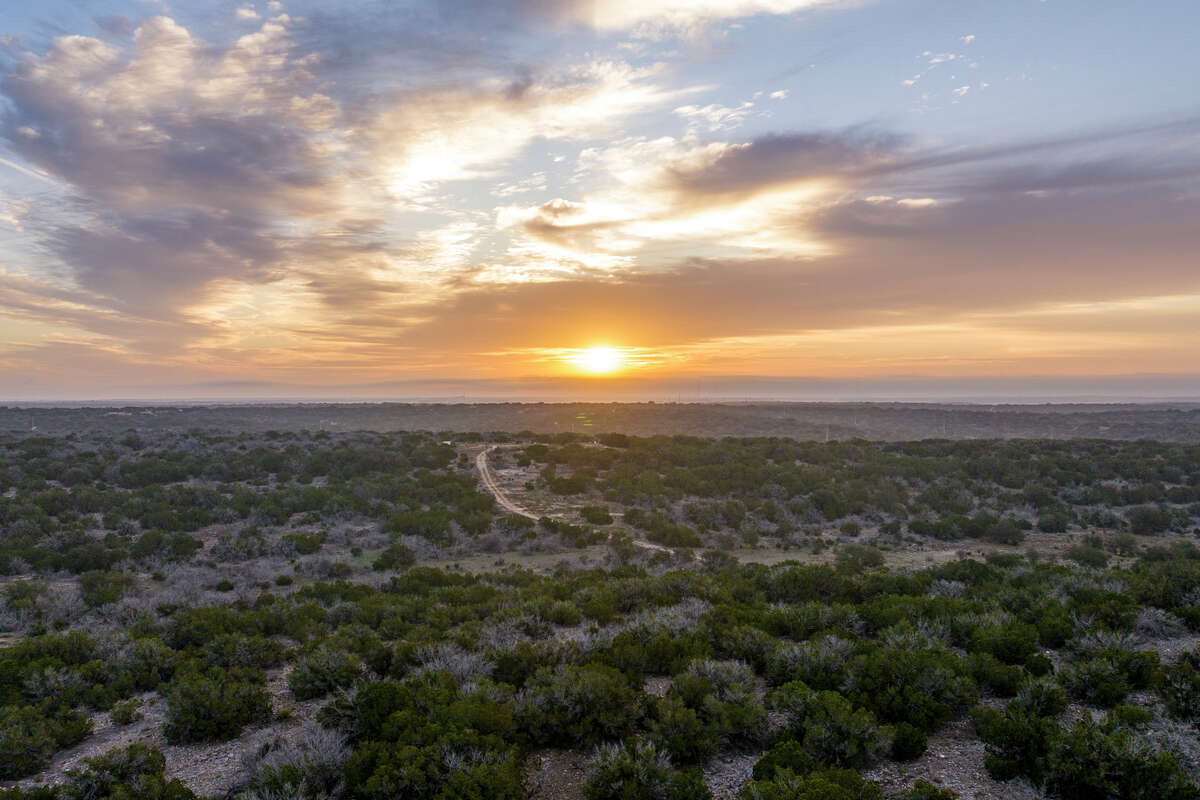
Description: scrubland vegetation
xmin=2 ymin=420 xmax=1200 ymax=798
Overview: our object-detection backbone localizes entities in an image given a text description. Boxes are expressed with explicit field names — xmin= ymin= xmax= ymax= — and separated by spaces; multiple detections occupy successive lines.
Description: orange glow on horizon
xmin=567 ymin=345 xmax=626 ymax=375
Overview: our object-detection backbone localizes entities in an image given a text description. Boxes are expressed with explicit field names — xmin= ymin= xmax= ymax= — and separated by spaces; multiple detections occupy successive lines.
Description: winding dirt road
xmin=474 ymin=446 xmax=677 ymax=556
xmin=475 ymin=446 xmax=538 ymax=520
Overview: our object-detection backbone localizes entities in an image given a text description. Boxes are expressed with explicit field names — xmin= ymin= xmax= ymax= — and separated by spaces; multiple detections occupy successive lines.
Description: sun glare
xmin=570 ymin=345 xmax=624 ymax=375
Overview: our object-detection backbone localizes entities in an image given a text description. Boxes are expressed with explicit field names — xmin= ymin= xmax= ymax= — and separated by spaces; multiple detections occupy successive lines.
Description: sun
xmin=570 ymin=345 xmax=625 ymax=375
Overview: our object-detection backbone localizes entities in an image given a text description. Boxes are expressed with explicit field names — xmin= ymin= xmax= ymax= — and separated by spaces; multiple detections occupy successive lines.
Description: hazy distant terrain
xmin=4 ymin=402 xmax=1200 ymax=442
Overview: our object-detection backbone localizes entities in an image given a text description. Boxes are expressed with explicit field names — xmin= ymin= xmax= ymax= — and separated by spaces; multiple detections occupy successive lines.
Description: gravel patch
xmin=863 ymin=719 xmax=1045 ymax=800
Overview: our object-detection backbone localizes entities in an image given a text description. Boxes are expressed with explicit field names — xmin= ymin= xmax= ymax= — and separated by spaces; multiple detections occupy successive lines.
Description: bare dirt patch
xmin=863 ymin=719 xmax=1045 ymax=800
xmin=525 ymin=748 xmax=589 ymax=800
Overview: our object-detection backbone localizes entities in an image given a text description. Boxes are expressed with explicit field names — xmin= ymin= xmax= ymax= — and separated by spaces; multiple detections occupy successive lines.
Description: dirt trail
xmin=475 ymin=446 xmax=676 ymax=557
xmin=476 ymin=446 xmax=539 ymax=520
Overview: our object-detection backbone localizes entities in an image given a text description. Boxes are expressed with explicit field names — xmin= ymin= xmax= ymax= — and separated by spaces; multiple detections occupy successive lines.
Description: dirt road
xmin=475 ymin=446 xmax=539 ymax=520
xmin=474 ymin=446 xmax=677 ymax=556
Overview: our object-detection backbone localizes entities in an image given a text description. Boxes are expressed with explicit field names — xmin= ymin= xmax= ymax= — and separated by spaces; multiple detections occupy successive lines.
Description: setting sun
xmin=570 ymin=345 xmax=625 ymax=375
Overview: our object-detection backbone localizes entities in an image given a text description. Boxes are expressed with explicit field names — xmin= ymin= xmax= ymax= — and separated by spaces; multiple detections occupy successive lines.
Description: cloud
xmin=437 ymin=0 xmax=869 ymax=36
xmin=558 ymin=0 xmax=870 ymax=35
xmin=0 ymin=12 xmax=698 ymax=359
xmin=3 ymin=16 xmax=347 ymax=219
xmin=673 ymin=100 xmax=756 ymax=131
xmin=1 ymin=4 xmax=1199 ymax=391
xmin=371 ymin=60 xmax=693 ymax=199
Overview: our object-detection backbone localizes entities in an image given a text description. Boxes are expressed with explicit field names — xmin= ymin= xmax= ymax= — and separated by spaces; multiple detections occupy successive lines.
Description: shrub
xmin=110 ymin=699 xmax=141 ymax=725
xmin=241 ymin=725 xmax=349 ymax=800
xmin=60 ymin=743 xmax=197 ymax=800
xmin=288 ymin=648 xmax=362 ymax=701
xmin=1127 ymin=506 xmax=1170 ymax=536
xmin=969 ymin=623 xmax=1039 ymax=666
xmin=751 ymin=739 xmax=816 ymax=781
xmin=0 ymin=704 xmax=92 ymax=779
xmin=585 ymin=740 xmax=711 ymax=800
xmin=580 ymin=506 xmax=614 ymax=525
xmin=1063 ymin=649 xmax=1158 ymax=708
xmin=835 ymin=544 xmax=884 ymax=574
xmin=905 ymin=781 xmax=958 ymax=800
xmin=971 ymin=704 xmax=1058 ymax=784
xmin=203 ymin=633 xmax=287 ymax=671
xmin=771 ymin=684 xmax=887 ymax=768
xmin=650 ymin=695 xmax=718 ymax=764
xmin=738 ymin=767 xmax=882 ymax=800
xmin=968 ymin=653 xmax=1025 ymax=698
xmin=1159 ymin=649 xmax=1200 ymax=723
xmin=372 ymin=543 xmax=416 ymax=571
xmin=891 ymin=722 xmax=928 ymax=761
xmin=283 ymin=532 xmax=324 ymax=555
xmin=1012 ymin=678 xmax=1068 ymax=718
xmin=843 ymin=648 xmax=976 ymax=731
xmin=517 ymin=664 xmax=643 ymax=747
xmin=1065 ymin=545 xmax=1109 ymax=569
xmin=79 ymin=570 xmax=133 ymax=608
xmin=768 ymin=636 xmax=854 ymax=689
xmin=162 ymin=669 xmax=271 ymax=743
xmin=1045 ymin=718 xmax=1198 ymax=800
xmin=1037 ymin=512 xmax=1070 ymax=534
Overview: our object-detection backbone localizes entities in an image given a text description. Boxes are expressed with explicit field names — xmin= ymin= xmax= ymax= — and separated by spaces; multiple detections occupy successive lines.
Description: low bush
xmin=738 ymin=767 xmax=882 ymax=800
xmin=162 ymin=669 xmax=271 ymax=743
xmin=1159 ymin=649 xmax=1200 ymax=723
xmin=585 ymin=740 xmax=711 ymax=800
xmin=517 ymin=664 xmax=643 ymax=747
xmin=891 ymin=722 xmax=928 ymax=761
xmin=905 ymin=782 xmax=958 ymax=800
xmin=288 ymin=648 xmax=362 ymax=701
xmin=771 ymin=683 xmax=887 ymax=769
xmin=0 ymin=704 xmax=92 ymax=779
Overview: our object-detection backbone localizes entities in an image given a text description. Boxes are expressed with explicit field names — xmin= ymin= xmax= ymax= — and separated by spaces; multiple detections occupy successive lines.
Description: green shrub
xmin=1045 ymin=718 xmax=1198 ymax=800
xmin=517 ymin=664 xmax=643 ymax=747
xmin=79 ymin=570 xmax=133 ymax=608
xmin=60 ymin=743 xmax=197 ymax=800
xmin=0 ymin=704 xmax=92 ymax=780
xmin=1063 ymin=650 xmax=1157 ymax=708
xmin=580 ymin=506 xmax=614 ymax=525
xmin=372 ymin=543 xmax=416 ymax=571
xmin=843 ymin=648 xmax=976 ymax=731
xmin=288 ymin=648 xmax=362 ymax=701
xmin=835 ymin=544 xmax=884 ymax=574
xmin=969 ymin=623 xmax=1039 ymax=666
xmin=1159 ymin=649 xmax=1200 ymax=723
xmin=968 ymin=653 xmax=1025 ymax=697
xmin=771 ymin=684 xmax=887 ymax=768
xmin=203 ymin=633 xmax=287 ymax=670
xmin=110 ymin=699 xmax=141 ymax=725
xmin=1065 ymin=545 xmax=1109 ymax=569
xmin=1037 ymin=512 xmax=1070 ymax=534
xmin=162 ymin=669 xmax=271 ymax=743
xmin=1127 ymin=506 xmax=1171 ymax=536
xmin=971 ymin=704 xmax=1058 ymax=784
xmin=905 ymin=781 xmax=958 ymax=800
xmin=891 ymin=722 xmax=928 ymax=761
xmin=751 ymin=739 xmax=816 ymax=781
xmin=738 ymin=767 xmax=882 ymax=800
xmin=1012 ymin=678 xmax=1068 ymax=718
xmin=585 ymin=740 xmax=711 ymax=800
xmin=650 ymin=695 xmax=718 ymax=764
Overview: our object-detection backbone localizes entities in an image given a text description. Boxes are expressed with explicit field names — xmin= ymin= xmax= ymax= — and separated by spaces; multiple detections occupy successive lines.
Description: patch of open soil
xmin=863 ymin=719 xmax=1044 ymax=800
xmin=525 ymin=748 xmax=589 ymax=800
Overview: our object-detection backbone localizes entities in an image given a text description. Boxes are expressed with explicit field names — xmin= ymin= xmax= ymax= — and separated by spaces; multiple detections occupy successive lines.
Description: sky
xmin=1 ymin=0 xmax=1199 ymax=401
